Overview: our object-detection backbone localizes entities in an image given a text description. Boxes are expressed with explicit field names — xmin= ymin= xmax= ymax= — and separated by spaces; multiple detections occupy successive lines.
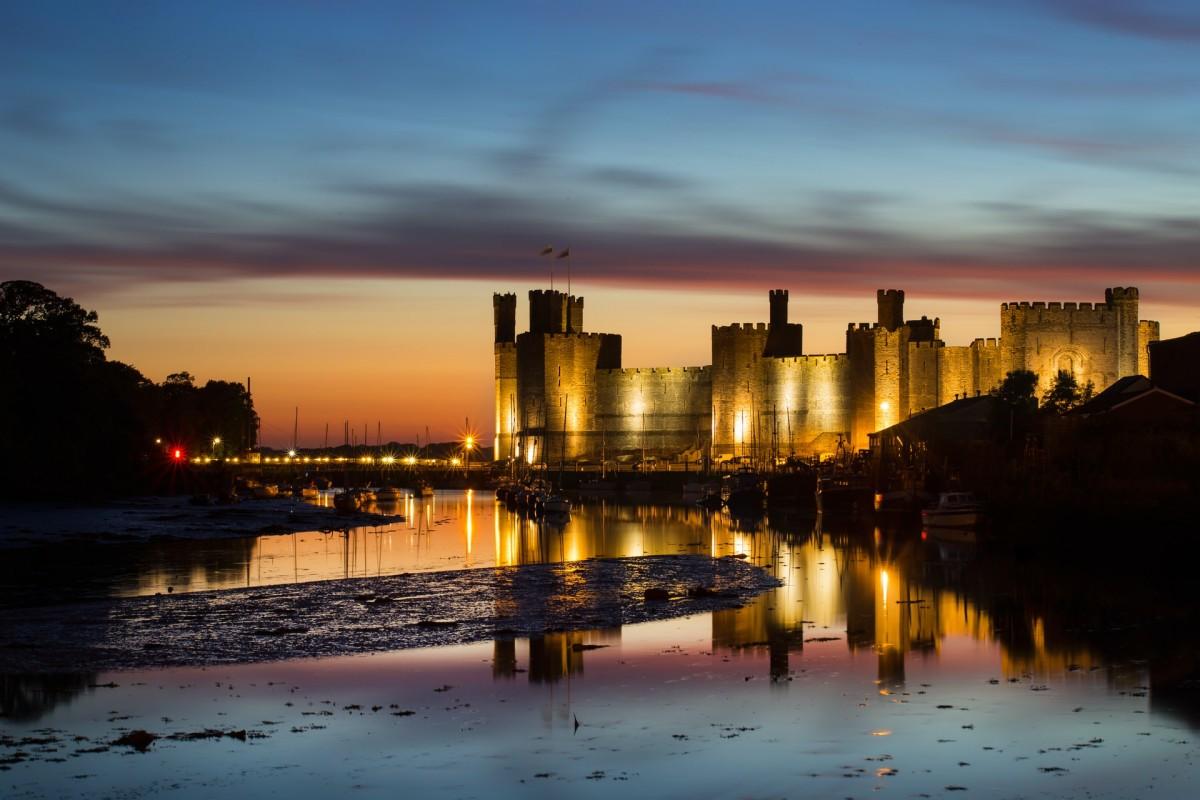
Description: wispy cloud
xmin=4 ymin=177 xmax=1199 ymax=306
xmin=1039 ymin=0 xmax=1200 ymax=42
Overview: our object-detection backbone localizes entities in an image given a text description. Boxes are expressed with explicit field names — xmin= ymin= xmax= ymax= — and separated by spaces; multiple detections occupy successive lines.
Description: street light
xmin=463 ymin=434 xmax=475 ymax=473
xmin=211 ymin=436 xmax=222 ymax=457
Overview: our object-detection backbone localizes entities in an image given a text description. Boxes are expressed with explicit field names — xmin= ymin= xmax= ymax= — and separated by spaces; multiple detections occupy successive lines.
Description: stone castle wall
xmin=1138 ymin=320 xmax=1160 ymax=377
xmin=595 ymin=367 xmax=712 ymax=460
xmin=711 ymin=323 xmax=772 ymax=457
xmin=999 ymin=287 xmax=1149 ymax=392
xmin=760 ymin=354 xmax=851 ymax=457
xmin=495 ymin=287 xmax=1159 ymax=463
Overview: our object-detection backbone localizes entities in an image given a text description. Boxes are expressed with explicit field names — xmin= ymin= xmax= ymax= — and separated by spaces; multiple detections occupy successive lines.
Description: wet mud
xmin=0 ymin=555 xmax=778 ymax=672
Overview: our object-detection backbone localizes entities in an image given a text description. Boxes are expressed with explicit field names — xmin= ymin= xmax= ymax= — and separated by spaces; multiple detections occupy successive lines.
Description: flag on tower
xmin=556 ymin=248 xmax=570 ymax=259
xmin=540 ymin=245 xmax=554 ymax=255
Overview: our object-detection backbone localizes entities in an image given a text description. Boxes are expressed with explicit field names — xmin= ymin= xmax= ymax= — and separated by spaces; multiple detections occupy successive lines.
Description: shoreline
xmin=0 ymin=496 xmax=402 ymax=550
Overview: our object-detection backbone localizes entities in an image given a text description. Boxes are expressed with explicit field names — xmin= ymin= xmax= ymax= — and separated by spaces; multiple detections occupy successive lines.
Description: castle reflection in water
xmin=200 ymin=490 xmax=1108 ymax=689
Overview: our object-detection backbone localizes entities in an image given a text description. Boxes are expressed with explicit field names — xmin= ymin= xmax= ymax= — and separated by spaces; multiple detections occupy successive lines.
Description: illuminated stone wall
xmin=711 ymin=323 xmax=772 ymax=458
xmin=515 ymin=330 xmax=621 ymax=466
xmin=595 ymin=367 xmax=712 ymax=460
xmin=999 ymin=288 xmax=1154 ymax=392
xmin=760 ymin=354 xmax=851 ymax=456
xmin=496 ymin=286 xmax=1160 ymax=463
xmin=1138 ymin=319 xmax=1160 ymax=377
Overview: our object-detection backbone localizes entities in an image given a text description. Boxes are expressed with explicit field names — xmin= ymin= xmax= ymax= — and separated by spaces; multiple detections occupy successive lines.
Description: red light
xmin=173 ymin=448 xmax=183 ymax=461
xmin=920 ymin=530 xmax=928 ymax=541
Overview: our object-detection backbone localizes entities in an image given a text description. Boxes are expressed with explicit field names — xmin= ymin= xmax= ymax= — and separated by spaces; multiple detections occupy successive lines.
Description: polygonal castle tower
xmin=494 ymin=286 xmax=1160 ymax=464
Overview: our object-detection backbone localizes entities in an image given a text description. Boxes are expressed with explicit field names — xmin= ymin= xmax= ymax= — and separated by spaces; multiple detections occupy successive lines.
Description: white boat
xmin=921 ymin=492 xmax=981 ymax=528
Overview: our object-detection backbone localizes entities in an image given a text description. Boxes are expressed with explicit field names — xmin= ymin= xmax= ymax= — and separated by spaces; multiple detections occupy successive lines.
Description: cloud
xmin=3 ymin=177 xmax=1200 ymax=308
xmin=971 ymin=73 xmax=1200 ymax=98
xmin=0 ymin=97 xmax=72 ymax=140
xmin=582 ymin=166 xmax=694 ymax=192
xmin=1039 ymin=0 xmax=1200 ymax=42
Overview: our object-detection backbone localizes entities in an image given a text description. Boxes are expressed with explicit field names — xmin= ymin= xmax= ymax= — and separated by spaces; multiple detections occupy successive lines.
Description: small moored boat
xmin=921 ymin=492 xmax=981 ymax=528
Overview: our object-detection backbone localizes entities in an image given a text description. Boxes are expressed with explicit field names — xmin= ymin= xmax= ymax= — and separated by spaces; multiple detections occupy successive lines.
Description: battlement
xmin=772 ymin=353 xmax=848 ymax=364
xmin=541 ymin=331 xmax=612 ymax=341
xmin=847 ymin=322 xmax=878 ymax=332
xmin=970 ymin=337 xmax=999 ymax=349
xmin=599 ymin=365 xmax=711 ymax=376
xmin=1106 ymin=286 xmax=1139 ymax=303
xmin=910 ymin=340 xmax=946 ymax=350
xmin=712 ymin=322 xmax=769 ymax=333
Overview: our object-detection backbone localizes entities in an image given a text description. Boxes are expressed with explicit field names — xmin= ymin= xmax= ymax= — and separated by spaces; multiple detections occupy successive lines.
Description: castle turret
xmin=493 ymin=294 xmax=519 ymax=461
xmin=769 ymin=289 xmax=788 ymax=329
xmin=568 ymin=295 xmax=584 ymax=333
xmin=877 ymin=289 xmax=904 ymax=331
xmin=493 ymin=293 xmax=516 ymax=343
xmin=764 ymin=289 xmax=803 ymax=357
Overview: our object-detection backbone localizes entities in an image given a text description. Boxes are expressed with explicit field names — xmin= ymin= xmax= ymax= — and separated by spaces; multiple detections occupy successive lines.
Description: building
xmin=1148 ymin=331 xmax=1200 ymax=403
xmin=494 ymin=286 xmax=1159 ymax=464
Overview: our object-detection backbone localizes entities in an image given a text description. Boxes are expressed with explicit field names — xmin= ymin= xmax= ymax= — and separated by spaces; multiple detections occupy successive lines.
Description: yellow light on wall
xmin=879 ymin=401 xmax=891 ymax=413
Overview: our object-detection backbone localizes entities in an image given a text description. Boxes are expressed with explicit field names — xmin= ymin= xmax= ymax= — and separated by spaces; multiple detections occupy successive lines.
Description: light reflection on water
xmin=3 ymin=492 xmax=1199 ymax=797
xmin=2 ymin=492 xmax=1111 ymax=684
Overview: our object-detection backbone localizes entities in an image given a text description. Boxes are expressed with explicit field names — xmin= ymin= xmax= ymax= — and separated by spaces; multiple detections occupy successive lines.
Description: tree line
xmin=0 ymin=281 xmax=258 ymax=498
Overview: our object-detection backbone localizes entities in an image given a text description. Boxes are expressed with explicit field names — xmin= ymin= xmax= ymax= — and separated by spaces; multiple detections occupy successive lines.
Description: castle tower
xmin=877 ymin=289 xmax=904 ymax=331
xmin=769 ymin=289 xmax=788 ymax=328
xmin=494 ymin=292 xmax=516 ymax=344
xmin=493 ymin=293 xmax=518 ymax=461
xmin=568 ymin=295 xmax=584 ymax=333
xmin=1106 ymin=287 xmax=1140 ymax=379
xmin=764 ymin=289 xmax=803 ymax=358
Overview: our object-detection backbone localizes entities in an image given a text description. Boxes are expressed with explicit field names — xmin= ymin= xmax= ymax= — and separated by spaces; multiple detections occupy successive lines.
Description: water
xmin=2 ymin=491 xmax=1199 ymax=798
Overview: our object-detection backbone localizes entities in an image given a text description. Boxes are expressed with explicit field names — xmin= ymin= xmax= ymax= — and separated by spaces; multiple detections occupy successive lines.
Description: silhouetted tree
xmin=993 ymin=369 xmax=1039 ymax=409
xmin=1042 ymin=369 xmax=1086 ymax=414
xmin=0 ymin=280 xmax=257 ymax=499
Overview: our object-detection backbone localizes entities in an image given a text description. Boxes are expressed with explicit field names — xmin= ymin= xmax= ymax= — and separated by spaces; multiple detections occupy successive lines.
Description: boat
xmin=697 ymin=486 xmax=724 ymax=510
xmin=298 ymin=483 xmax=320 ymax=500
xmin=921 ymin=492 xmax=981 ymax=528
xmin=375 ymin=486 xmax=404 ymax=502
xmin=351 ymin=487 xmax=376 ymax=504
xmin=815 ymin=475 xmax=872 ymax=516
xmin=420 ymin=482 xmax=435 ymax=498
xmin=541 ymin=495 xmax=571 ymax=516
xmin=724 ymin=468 xmax=765 ymax=512
xmin=681 ymin=481 xmax=712 ymax=500
xmin=252 ymin=483 xmax=280 ymax=499
xmin=333 ymin=490 xmax=360 ymax=514
xmin=765 ymin=469 xmax=818 ymax=510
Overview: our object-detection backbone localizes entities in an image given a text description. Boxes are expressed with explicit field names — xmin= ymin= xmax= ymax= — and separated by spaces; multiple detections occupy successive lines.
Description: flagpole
xmin=567 ymin=246 xmax=571 ymax=296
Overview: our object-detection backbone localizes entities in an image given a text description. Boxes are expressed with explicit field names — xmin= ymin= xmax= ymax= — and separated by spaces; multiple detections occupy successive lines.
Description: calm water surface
xmin=2 ymin=491 xmax=1198 ymax=798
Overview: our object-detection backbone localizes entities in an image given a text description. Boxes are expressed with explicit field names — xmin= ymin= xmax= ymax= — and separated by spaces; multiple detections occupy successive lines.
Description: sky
xmin=2 ymin=0 xmax=1198 ymax=445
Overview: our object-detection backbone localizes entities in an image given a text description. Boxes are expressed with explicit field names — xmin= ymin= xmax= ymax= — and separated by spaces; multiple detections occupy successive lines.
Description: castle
xmin=493 ymin=287 xmax=1159 ymax=465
